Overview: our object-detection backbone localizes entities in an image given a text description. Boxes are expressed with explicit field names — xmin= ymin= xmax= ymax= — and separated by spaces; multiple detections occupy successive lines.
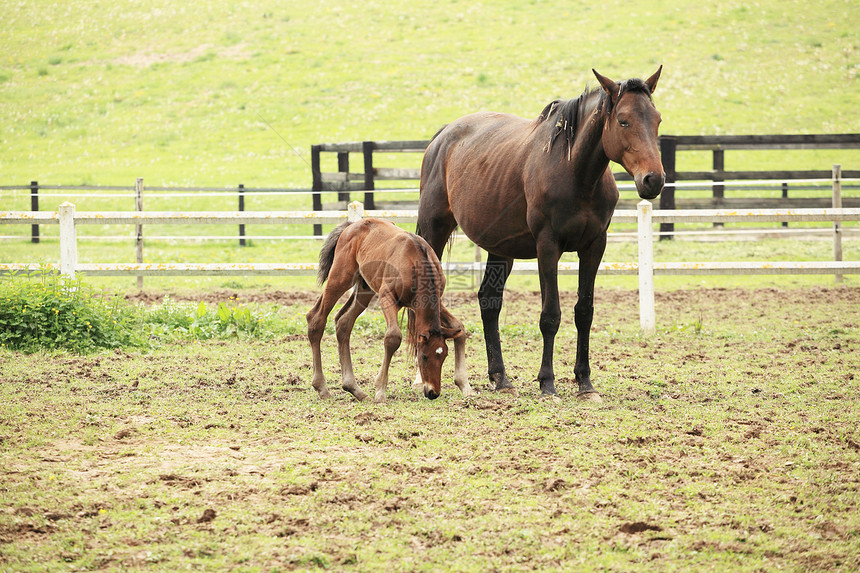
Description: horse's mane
xmin=536 ymin=78 xmax=652 ymax=157
xmin=405 ymin=236 xmax=443 ymax=358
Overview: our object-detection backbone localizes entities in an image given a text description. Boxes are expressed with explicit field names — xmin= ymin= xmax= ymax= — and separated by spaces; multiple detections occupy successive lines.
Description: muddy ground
xmin=2 ymin=286 xmax=859 ymax=571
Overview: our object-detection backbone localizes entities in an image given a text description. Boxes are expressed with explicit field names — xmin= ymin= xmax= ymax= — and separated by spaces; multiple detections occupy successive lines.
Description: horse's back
xmin=340 ymin=219 xmax=443 ymax=298
xmin=421 ymin=112 xmax=539 ymax=258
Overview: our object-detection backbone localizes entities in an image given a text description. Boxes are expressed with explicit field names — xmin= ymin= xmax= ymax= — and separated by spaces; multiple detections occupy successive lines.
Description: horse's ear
xmin=441 ymin=326 xmax=464 ymax=340
xmin=592 ymin=69 xmax=619 ymax=99
xmin=645 ymin=65 xmax=662 ymax=94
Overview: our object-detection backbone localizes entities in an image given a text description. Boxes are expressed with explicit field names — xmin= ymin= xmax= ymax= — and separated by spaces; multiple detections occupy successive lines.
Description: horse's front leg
xmin=479 ymin=253 xmax=515 ymax=394
xmin=440 ymin=306 xmax=474 ymax=397
xmin=335 ymin=284 xmax=375 ymax=402
xmin=374 ymin=292 xmax=402 ymax=403
xmin=536 ymin=240 xmax=562 ymax=397
xmin=451 ymin=333 xmax=474 ymax=397
xmin=574 ymin=237 xmax=607 ymax=402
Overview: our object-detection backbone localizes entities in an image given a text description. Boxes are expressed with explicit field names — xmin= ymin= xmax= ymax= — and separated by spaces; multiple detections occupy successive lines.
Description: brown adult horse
xmin=306 ymin=218 xmax=473 ymax=402
xmin=417 ymin=67 xmax=664 ymax=400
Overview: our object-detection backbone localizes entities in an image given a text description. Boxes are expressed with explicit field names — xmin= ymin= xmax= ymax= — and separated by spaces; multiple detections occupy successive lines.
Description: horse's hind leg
xmin=307 ymin=294 xmax=336 ymax=399
xmin=373 ymin=290 xmax=403 ymax=403
xmin=416 ymin=175 xmax=457 ymax=260
xmin=306 ymin=257 xmax=359 ymax=399
xmin=335 ymin=281 xmax=375 ymax=402
xmin=479 ymin=253 xmax=515 ymax=394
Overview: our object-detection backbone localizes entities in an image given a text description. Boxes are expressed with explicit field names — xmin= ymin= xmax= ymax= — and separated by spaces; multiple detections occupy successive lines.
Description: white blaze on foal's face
xmin=418 ymin=334 xmax=448 ymax=400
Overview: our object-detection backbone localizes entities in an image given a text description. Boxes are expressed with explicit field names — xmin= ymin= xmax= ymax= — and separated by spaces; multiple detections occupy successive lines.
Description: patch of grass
xmin=0 ymin=269 xmax=146 ymax=353
xmin=0 ymin=271 xmax=310 ymax=352
xmin=0 ymin=287 xmax=857 ymax=570
xmin=0 ymin=0 xmax=857 ymax=188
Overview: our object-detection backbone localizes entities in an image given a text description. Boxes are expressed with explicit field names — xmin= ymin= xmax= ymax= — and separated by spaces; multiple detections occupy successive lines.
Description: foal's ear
xmin=645 ymin=65 xmax=663 ymax=94
xmin=592 ymin=69 xmax=619 ymax=99
xmin=441 ymin=326 xmax=464 ymax=340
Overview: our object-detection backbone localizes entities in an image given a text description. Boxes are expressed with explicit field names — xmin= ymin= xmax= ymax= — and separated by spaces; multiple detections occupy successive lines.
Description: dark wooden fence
xmin=6 ymin=135 xmax=858 ymax=241
xmin=311 ymin=134 xmax=860 ymax=235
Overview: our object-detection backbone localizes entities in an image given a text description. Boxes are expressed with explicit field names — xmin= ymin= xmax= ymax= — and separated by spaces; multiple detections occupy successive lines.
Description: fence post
xmin=782 ymin=182 xmax=789 ymax=228
xmin=347 ymin=201 xmax=364 ymax=222
xmin=658 ymin=135 xmax=676 ymax=240
xmin=238 ymin=183 xmax=246 ymax=247
xmin=833 ymin=164 xmax=843 ymax=283
xmin=337 ymin=151 xmax=350 ymax=204
xmin=58 ymin=202 xmax=77 ymax=278
xmin=474 ymin=242 xmax=482 ymax=288
xmin=30 ymin=180 xmax=40 ymax=244
xmin=712 ymin=149 xmax=724 ymax=228
xmin=637 ymin=200 xmax=656 ymax=334
xmin=311 ymin=144 xmax=323 ymax=236
xmin=135 ymin=177 xmax=144 ymax=289
xmin=362 ymin=141 xmax=376 ymax=210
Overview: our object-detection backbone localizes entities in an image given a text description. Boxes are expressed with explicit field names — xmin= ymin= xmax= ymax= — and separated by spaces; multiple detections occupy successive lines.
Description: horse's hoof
xmin=497 ymin=386 xmax=519 ymax=397
xmin=315 ymin=388 xmax=331 ymax=399
xmin=577 ymin=391 xmax=602 ymax=403
xmin=350 ymin=390 xmax=369 ymax=402
xmin=540 ymin=393 xmax=562 ymax=404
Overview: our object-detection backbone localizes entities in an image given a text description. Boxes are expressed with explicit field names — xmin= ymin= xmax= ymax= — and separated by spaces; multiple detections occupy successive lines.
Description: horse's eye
xmin=421 ymin=354 xmax=428 ymax=362
xmin=618 ymin=119 xmax=630 ymax=127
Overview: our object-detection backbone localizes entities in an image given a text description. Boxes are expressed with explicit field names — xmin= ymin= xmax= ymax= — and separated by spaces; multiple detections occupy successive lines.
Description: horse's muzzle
xmin=424 ymin=386 xmax=440 ymax=400
xmin=635 ymin=171 xmax=665 ymax=200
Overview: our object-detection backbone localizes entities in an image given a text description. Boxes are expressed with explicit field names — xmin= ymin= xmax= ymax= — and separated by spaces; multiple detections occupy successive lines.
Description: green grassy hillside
xmin=1 ymin=0 xmax=858 ymax=188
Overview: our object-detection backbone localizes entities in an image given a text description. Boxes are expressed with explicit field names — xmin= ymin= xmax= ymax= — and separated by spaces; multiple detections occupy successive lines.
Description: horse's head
xmin=416 ymin=325 xmax=462 ymax=400
xmin=593 ymin=67 xmax=665 ymax=200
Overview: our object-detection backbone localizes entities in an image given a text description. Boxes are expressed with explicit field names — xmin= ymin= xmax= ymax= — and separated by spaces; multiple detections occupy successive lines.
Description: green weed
xmin=144 ymin=299 xmax=281 ymax=341
xmin=0 ymin=269 xmax=146 ymax=353
xmin=0 ymin=272 xmax=309 ymax=352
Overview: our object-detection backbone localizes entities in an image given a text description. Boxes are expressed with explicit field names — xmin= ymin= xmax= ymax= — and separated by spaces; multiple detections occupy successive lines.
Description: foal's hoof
xmin=539 ymin=393 xmax=562 ymax=404
xmin=577 ymin=391 xmax=602 ymax=403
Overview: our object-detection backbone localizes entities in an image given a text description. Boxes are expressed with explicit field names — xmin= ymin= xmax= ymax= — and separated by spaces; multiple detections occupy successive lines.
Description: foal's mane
xmin=536 ymin=78 xmax=652 ymax=157
xmin=405 ymin=235 xmax=443 ymax=357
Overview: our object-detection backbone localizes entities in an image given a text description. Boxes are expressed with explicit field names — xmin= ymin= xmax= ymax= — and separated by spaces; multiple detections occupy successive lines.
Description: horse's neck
xmin=414 ymin=295 xmax=441 ymax=331
xmin=569 ymin=107 xmax=611 ymax=190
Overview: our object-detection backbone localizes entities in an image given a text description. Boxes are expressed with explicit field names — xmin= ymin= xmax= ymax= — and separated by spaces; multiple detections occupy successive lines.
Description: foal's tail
xmin=317 ymin=221 xmax=350 ymax=285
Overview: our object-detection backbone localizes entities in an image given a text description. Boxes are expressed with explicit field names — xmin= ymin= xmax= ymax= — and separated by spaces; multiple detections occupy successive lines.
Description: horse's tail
xmin=317 ymin=221 xmax=350 ymax=285
xmin=416 ymin=125 xmax=446 ymax=239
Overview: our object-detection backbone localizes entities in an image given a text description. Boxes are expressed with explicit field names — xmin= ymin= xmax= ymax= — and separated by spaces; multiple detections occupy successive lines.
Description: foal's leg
xmin=573 ymin=237 xmax=606 ymax=402
xmin=451 ymin=333 xmax=473 ymax=396
xmin=441 ymin=307 xmax=474 ymax=397
xmin=373 ymin=290 xmax=403 ymax=403
xmin=334 ymin=282 xmax=376 ymax=401
xmin=306 ymin=259 xmax=359 ymax=399
xmin=536 ymin=239 xmax=562 ymax=397
xmin=307 ymin=295 xmax=333 ymax=398
xmin=478 ymin=253 xmax=515 ymax=393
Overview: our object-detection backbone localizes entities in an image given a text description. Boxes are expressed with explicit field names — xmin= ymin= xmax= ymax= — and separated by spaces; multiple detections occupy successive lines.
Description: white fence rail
xmin=1 ymin=201 xmax=858 ymax=332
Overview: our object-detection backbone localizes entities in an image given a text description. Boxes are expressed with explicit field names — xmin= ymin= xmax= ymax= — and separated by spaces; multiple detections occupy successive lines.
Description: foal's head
xmin=593 ymin=66 xmax=665 ymax=200
xmin=416 ymin=329 xmax=450 ymax=400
